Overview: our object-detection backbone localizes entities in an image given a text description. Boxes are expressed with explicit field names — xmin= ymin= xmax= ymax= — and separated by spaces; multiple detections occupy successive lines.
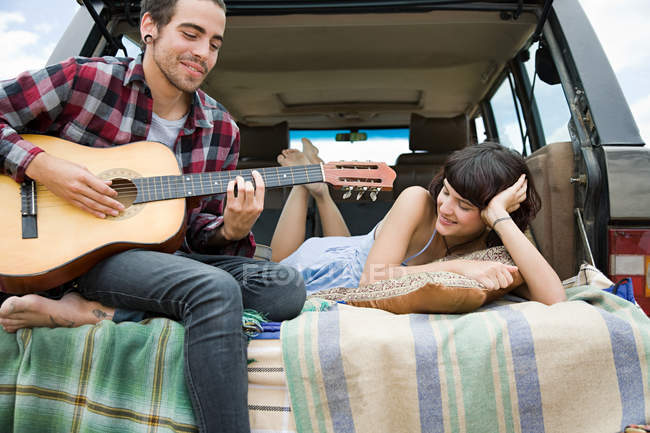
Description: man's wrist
xmin=206 ymin=223 xmax=237 ymax=249
xmin=219 ymin=222 xmax=248 ymax=242
xmin=24 ymin=151 xmax=48 ymax=180
xmin=219 ymin=223 xmax=235 ymax=241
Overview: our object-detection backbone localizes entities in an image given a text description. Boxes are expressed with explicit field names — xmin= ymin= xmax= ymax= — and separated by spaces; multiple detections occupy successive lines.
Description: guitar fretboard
xmin=132 ymin=164 xmax=323 ymax=204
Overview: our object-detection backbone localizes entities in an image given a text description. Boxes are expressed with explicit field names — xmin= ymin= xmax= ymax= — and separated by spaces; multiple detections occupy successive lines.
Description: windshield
xmin=289 ymin=129 xmax=409 ymax=165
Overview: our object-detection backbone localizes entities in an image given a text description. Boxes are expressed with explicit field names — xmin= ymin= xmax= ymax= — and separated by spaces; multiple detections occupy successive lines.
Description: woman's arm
xmin=482 ymin=175 xmax=566 ymax=305
xmin=364 ymin=255 xmax=522 ymax=289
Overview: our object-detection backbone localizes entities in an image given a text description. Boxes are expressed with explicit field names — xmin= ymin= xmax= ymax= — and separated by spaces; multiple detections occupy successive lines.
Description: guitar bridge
xmin=20 ymin=180 xmax=38 ymax=239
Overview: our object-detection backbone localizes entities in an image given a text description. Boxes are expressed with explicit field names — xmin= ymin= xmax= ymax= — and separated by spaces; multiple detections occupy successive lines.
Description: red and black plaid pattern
xmin=0 ymin=55 xmax=254 ymax=256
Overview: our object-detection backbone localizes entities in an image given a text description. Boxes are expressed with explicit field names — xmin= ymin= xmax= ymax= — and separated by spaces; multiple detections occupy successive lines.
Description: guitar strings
xmin=29 ymin=168 xmax=340 ymax=207
xmin=28 ymin=165 xmax=386 ymax=208
xmin=31 ymin=170 xmax=378 ymax=195
xmin=31 ymin=166 xmax=327 ymax=193
xmin=33 ymin=165 xmax=327 ymax=192
xmin=32 ymin=170 xmax=329 ymax=198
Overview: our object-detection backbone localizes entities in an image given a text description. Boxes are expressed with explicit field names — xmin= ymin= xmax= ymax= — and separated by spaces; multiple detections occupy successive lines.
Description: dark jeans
xmin=75 ymin=249 xmax=306 ymax=433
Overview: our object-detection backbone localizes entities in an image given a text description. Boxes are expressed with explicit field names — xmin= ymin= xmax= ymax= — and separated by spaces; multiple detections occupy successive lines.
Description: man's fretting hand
xmin=221 ymin=170 xmax=265 ymax=241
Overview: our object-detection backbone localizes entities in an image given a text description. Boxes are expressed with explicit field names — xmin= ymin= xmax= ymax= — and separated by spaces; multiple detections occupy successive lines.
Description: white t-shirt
xmin=146 ymin=112 xmax=188 ymax=149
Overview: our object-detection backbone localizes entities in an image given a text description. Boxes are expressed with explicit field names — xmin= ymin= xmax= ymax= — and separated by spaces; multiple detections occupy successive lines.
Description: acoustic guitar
xmin=0 ymin=135 xmax=396 ymax=294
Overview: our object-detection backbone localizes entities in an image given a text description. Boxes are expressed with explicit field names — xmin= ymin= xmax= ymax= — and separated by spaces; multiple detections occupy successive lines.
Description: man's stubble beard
xmin=151 ymin=44 xmax=207 ymax=94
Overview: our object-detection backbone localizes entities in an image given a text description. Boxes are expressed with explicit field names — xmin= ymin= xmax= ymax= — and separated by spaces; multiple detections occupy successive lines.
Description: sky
xmin=0 ymin=0 xmax=647 ymax=163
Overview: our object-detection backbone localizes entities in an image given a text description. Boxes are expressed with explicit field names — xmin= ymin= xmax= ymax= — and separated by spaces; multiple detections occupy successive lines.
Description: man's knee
xmin=186 ymin=271 xmax=243 ymax=314
xmin=244 ymin=262 xmax=303 ymax=289
xmin=242 ymin=263 xmax=305 ymax=321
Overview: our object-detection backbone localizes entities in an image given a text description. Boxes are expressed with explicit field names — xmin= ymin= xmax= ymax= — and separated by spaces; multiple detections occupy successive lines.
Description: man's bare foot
xmin=0 ymin=292 xmax=114 ymax=333
xmin=277 ymin=148 xmax=329 ymax=197
xmin=301 ymin=137 xmax=324 ymax=164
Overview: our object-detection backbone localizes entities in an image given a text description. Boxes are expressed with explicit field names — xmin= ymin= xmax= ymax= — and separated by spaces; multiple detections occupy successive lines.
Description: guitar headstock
xmin=322 ymin=161 xmax=396 ymax=201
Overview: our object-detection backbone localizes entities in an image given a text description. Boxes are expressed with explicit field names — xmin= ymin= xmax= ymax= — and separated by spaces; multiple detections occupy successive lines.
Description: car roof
xmin=108 ymin=1 xmax=545 ymax=129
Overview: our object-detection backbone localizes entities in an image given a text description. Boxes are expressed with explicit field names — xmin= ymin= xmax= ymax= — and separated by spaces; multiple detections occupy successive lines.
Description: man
xmin=0 ymin=0 xmax=306 ymax=431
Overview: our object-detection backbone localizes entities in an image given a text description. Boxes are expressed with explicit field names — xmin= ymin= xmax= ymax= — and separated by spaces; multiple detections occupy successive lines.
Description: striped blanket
xmin=281 ymin=285 xmax=650 ymax=433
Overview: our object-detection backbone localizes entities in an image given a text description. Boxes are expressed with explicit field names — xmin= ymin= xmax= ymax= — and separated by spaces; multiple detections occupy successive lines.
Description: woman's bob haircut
xmin=428 ymin=141 xmax=541 ymax=247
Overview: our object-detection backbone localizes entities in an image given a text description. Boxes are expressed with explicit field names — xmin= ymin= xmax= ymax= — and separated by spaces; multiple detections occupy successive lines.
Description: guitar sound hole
xmin=111 ymin=178 xmax=137 ymax=208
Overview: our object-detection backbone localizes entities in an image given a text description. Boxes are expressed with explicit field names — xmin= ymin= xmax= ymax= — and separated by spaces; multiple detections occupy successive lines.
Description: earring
xmin=144 ymin=34 xmax=153 ymax=44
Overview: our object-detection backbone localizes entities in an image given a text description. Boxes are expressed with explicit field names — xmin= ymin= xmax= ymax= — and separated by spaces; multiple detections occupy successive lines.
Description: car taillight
xmin=609 ymin=228 xmax=650 ymax=315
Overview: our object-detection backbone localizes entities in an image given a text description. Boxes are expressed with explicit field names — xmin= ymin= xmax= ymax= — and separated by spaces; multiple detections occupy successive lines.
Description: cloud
xmin=547 ymin=124 xmax=570 ymax=144
xmin=565 ymin=2 xmax=649 ymax=144
xmin=0 ymin=11 xmax=51 ymax=80
xmin=578 ymin=0 xmax=650 ymax=73
xmin=34 ymin=23 xmax=54 ymax=34
xmin=631 ymin=94 xmax=650 ymax=145
xmin=0 ymin=11 xmax=25 ymax=28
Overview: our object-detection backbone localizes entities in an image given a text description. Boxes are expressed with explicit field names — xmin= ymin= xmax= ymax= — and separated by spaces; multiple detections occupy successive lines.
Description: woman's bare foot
xmin=301 ymin=137 xmax=324 ymax=164
xmin=276 ymin=148 xmax=311 ymax=167
xmin=277 ymin=148 xmax=329 ymax=197
xmin=0 ymin=292 xmax=114 ymax=333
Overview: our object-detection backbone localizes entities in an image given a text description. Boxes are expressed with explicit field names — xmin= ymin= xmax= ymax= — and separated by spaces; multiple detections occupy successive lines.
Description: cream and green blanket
xmin=281 ymin=286 xmax=650 ymax=433
xmin=1 ymin=285 xmax=649 ymax=432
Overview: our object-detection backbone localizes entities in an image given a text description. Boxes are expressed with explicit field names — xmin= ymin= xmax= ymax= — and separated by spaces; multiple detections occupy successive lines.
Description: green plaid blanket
xmin=0 ymin=318 xmax=196 ymax=432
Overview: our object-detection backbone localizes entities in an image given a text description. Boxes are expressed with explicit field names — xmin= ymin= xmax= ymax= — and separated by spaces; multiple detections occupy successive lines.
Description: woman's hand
xmin=452 ymin=259 xmax=519 ymax=290
xmin=481 ymin=174 xmax=527 ymax=227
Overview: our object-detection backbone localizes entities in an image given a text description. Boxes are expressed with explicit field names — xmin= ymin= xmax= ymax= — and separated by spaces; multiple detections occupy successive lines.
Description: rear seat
xmin=525 ymin=141 xmax=577 ymax=280
xmin=393 ymin=113 xmax=470 ymax=197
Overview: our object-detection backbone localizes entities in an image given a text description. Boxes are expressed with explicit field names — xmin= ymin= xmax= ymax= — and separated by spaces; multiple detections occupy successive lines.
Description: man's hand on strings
xmin=221 ymin=170 xmax=265 ymax=241
xmin=25 ymin=152 xmax=124 ymax=219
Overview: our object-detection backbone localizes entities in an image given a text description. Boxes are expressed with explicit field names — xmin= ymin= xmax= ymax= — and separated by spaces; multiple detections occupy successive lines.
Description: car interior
xmin=115 ymin=2 xmax=576 ymax=279
xmin=6 ymin=3 xmax=650 ymax=432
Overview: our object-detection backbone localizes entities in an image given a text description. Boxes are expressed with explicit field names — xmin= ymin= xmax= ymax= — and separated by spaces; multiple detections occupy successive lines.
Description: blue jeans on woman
xmin=75 ymin=249 xmax=306 ymax=433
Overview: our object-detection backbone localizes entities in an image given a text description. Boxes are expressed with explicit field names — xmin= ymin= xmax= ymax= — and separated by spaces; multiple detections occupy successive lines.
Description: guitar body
xmin=0 ymin=135 xmax=186 ymax=294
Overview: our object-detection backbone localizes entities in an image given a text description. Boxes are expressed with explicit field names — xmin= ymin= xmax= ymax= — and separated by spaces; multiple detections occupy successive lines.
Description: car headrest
xmin=409 ymin=113 xmax=470 ymax=153
xmin=238 ymin=121 xmax=289 ymax=160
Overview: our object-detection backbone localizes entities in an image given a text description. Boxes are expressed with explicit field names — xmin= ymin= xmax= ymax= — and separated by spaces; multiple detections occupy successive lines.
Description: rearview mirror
xmin=335 ymin=132 xmax=367 ymax=142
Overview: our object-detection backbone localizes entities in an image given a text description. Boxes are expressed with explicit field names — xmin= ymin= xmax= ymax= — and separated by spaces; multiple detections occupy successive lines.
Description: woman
xmin=272 ymin=139 xmax=565 ymax=305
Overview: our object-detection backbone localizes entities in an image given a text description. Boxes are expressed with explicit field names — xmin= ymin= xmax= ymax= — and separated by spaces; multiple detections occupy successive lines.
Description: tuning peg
xmin=356 ymin=186 xmax=368 ymax=200
xmin=369 ymin=187 xmax=381 ymax=201
xmin=342 ymin=186 xmax=353 ymax=199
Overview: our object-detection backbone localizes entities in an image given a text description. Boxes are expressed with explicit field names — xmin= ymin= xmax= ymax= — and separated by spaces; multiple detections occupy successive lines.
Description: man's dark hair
xmin=140 ymin=0 xmax=227 ymax=29
xmin=428 ymin=141 xmax=541 ymax=247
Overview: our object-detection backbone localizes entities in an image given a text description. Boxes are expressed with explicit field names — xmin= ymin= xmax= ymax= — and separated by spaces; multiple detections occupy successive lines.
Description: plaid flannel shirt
xmin=0 ymin=55 xmax=255 ymax=257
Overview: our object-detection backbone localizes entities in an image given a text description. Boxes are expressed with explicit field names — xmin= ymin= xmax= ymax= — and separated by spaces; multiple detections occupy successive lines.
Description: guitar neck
xmin=132 ymin=164 xmax=324 ymax=204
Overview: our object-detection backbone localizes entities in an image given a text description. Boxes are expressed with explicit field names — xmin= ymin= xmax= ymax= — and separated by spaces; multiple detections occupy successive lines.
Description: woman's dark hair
xmin=428 ymin=141 xmax=541 ymax=247
xmin=140 ymin=0 xmax=227 ymax=30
